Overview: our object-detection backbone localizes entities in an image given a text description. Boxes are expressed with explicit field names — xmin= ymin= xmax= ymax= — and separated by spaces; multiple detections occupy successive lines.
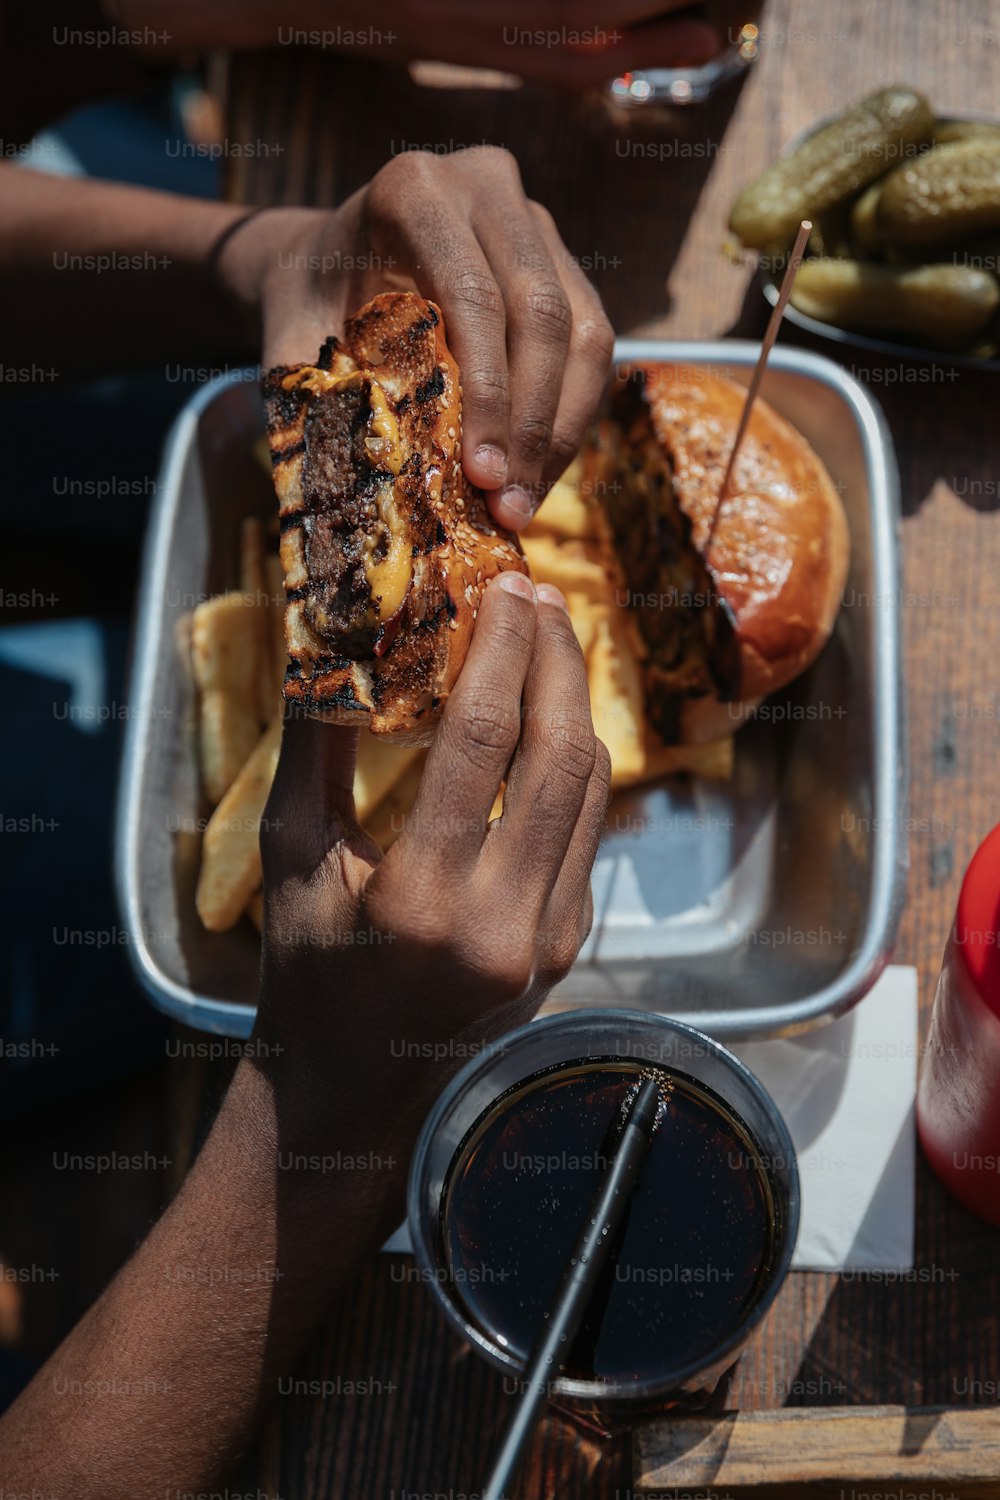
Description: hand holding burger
xmin=217 ymin=145 xmax=615 ymax=531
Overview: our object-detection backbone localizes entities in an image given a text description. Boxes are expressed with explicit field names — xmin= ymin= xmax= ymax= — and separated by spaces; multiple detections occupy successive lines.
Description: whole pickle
xmin=891 ymin=229 xmax=1000 ymax=271
xmin=932 ymin=118 xmax=1000 ymax=147
xmin=877 ymin=138 xmax=1000 ymax=245
xmin=850 ymin=182 xmax=884 ymax=256
xmin=789 ymin=259 xmax=999 ymax=345
xmin=730 ymin=87 xmax=934 ymax=249
xmin=813 ymin=205 xmax=853 ymax=259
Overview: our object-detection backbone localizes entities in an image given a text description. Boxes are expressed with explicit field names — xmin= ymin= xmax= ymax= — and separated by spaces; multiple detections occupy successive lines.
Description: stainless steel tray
xmin=116 ymin=340 xmax=907 ymax=1040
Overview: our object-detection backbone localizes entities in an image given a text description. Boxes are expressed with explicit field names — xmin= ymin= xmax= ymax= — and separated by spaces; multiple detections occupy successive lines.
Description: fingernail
xmin=496 ymin=570 xmax=537 ymax=602
xmin=475 ymin=444 xmax=507 ymax=485
xmin=535 ymin=582 xmax=568 ymax=611
xmin=494 ymin=484 xmax=536 ymax=530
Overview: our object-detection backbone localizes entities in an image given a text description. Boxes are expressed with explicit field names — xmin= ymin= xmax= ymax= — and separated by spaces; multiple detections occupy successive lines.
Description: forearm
xmin=0 ymin=166 xmax=260 ymax=372
xmin=0 ymin=1053 xmax=411 ymax=1497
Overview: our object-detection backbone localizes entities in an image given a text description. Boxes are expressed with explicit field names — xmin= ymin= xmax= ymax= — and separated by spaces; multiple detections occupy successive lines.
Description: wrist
xmin=229 ymin=1034 xmax=419 ymax=1208
xmin=210 ymin=205 xmax=332 ymax=360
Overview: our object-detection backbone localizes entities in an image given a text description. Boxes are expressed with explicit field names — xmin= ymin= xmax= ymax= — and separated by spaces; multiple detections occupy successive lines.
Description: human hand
xmin=215 ymin=145 xmax=614 ymax=529
xmin=109 ymin=0 xmax=719 ymax=90
xmin=253 ymin=574 xmax=610 ymax=1162
xmin=312 ymin=0 xmax=721 ymax=87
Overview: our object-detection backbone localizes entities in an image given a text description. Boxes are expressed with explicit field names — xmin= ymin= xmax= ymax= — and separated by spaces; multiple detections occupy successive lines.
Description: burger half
xmin=589 ymin=365 xmax=850 ymax=745
xmin=264 ymin=291 xmax=526 ymax=746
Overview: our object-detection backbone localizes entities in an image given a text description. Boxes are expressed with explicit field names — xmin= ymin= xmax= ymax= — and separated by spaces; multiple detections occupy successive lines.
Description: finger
xmin=471 ymin=186 xmax=576 ymax=527
xmin=531 ymin=738 xmax=611 ymax=997
xmin=483 ymin=584 xmax=597 ymax=907
xmin=531 ymin=202 xmax=614 ymax=499
xmin=357 ymin=15 xmax=720 ymax=88
xmin=364 ymin=154 xmax=514 ymax=492
xmin=516 ymin=17 xmax=721 ymax=84
xmin=400 ymin=571 xmax=538 ymax=866
xmin=394 ymin=0 xmax=698 ymax=26
xmin=261 ymin=709 xmax=369 ymax=877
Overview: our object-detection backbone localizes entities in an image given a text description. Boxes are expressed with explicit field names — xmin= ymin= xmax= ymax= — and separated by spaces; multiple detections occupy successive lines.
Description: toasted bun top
xmin=641 ymin=365 xmax=850 ymax=707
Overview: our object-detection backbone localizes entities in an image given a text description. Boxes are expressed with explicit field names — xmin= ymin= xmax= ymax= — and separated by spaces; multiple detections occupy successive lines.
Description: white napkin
xmin=383 ymin=966 xmax=918 ymax=1271
xmin=733 ymin=964 xmax=918 ymax=1272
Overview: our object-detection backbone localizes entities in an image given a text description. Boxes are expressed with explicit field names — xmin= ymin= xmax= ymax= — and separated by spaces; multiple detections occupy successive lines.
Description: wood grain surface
xmin=218 ymin=2 xmax=1000 ymax=1494
xmin=636 ymin=1404 xmax=1000 ymax=1498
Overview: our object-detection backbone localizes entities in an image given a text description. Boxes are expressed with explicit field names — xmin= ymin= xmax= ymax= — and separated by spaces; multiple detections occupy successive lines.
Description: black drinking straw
xmin=480 ymin=1075 xmax=662 ymax=1500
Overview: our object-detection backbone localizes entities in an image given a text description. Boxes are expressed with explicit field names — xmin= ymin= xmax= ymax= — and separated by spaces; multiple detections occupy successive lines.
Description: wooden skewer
xmin=705 ymin=219 xmax=813 ymax=555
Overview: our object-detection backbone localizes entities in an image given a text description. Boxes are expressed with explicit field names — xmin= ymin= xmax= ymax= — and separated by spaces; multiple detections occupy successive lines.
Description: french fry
xmin=521 ymin=535 xmax=609 ymax=600
xmin=240 ymin=516 xmax=266 ymax=597
xmin=522 ymin=469 xmax=735 ymax=791
xmin=641 ymin=732 xmax=734 ymax=784
xmin=529 ymin=463 xmax=596 ymax=542
xmin=192 ymin=592 xmax=265 ymax=804
xmin=588 ymin=610 xmax=647 ymax=787
xmin=365 ymin=757 xmax=505 ymax=852
xmin=365 ymin=754 xmax=427 ymax=850
xmin=195 ymin=719 xmax=281 ymax=932
xmin=354 ymin=732 xmax=423 ymax=824
xmin=564 ymin=591 xmax=601 ymax=660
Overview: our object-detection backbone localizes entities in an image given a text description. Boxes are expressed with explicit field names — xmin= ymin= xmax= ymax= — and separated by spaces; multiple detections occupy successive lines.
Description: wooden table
xmin=216 ymin=2 xmax=1000 ymax=1492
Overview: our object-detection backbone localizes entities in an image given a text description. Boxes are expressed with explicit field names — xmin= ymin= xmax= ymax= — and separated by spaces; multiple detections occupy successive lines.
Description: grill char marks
xmin=265 ymin=375 xmax=307 ymax=434
xmin=416 ymin=367 xmax=446 ymax=405
xmin=604 ymin=376 xmax=740 ymax=745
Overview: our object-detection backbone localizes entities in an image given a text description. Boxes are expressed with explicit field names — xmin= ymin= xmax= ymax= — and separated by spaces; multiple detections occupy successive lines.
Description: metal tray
xmin=116 ymin=340 xmax=907 ymax=1040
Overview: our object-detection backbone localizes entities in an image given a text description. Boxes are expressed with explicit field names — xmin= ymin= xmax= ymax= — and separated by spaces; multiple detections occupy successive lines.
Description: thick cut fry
xmin=641 ymin=733 xmax=733 ymax=784
xmin=196 ymin=720 xmax=281 ymax=932
xmin=364 ymin=754 xmax=427 ymax=850
xmin=588 ymin=611 xmax=647 ymax=786
xmin=523 ymin=477 xmax=733 ymax=790
xmin=240 ymin=516 xmax=266 ymax=597
xmin=564 ymin=592 xmax=600 ymax=660
xmin=529 ymin=466 xmax=596 ymax=542
xmin=354 ymin=732 xmax=423 ymax=823
xmin=367 ymin=758 xmax=503 ymax=852
xmin=521 ymin=535 xmax=609 ymax=599
xmin=192 ymin=592 xmax=264 ymax=804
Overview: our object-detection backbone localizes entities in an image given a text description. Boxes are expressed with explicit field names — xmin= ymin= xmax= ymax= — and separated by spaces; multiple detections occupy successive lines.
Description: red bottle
xmin=917 ymin=822 xmax=1000 ymax=1226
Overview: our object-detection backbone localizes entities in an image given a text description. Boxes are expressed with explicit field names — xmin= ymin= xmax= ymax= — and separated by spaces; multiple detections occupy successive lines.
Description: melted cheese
xmin=363 ymin=381 xmax=408 ymax=616
xmin=365 ymin=380 xmax=403 ymax=476
xmin=364 ymin=489 xmax=412 ymax=620
xmin=281 ymin=366 xmax=363 ymax=396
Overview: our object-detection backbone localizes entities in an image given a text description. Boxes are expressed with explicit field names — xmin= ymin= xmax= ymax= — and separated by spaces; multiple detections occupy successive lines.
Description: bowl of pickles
xmin=729 ymin=87 xmax=1000 ymax=365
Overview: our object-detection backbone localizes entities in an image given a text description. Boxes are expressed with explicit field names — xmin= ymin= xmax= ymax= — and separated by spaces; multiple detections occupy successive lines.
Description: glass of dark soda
xmin=408 ymin=1010 xmax=798 ymax=1428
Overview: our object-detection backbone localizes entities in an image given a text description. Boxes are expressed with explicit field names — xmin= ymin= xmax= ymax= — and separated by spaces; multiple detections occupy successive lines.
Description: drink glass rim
xmin=406 ymin=1008 xmax=800 ymax=1404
